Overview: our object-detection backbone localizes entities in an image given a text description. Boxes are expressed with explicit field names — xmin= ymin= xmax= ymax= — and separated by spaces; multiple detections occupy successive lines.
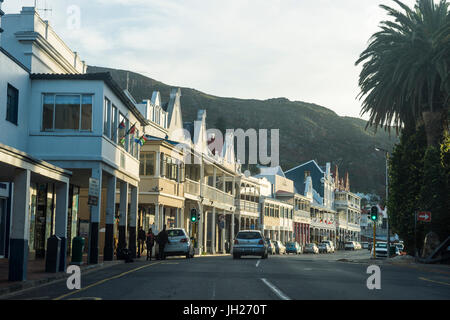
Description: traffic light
xmin=190 ymin=208 xmax=198 ymax=222
xmin=370 ymin=206 xmax=378 ymax=221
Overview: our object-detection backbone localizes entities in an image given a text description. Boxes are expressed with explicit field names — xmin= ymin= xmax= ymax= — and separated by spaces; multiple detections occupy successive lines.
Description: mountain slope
xmin=88 ymin=66 xmax=397 ymax=196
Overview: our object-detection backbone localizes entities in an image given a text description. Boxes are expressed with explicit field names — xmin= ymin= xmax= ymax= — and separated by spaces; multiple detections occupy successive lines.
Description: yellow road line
xmin=53 ymin=261 xmax=162 ymax=300
xmin=419 ymin=277 xmax=450 ymax=286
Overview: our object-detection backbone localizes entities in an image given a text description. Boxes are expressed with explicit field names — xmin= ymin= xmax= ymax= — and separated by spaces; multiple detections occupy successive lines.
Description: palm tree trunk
xmin=422 ymin=110 xmax=445 ymax=147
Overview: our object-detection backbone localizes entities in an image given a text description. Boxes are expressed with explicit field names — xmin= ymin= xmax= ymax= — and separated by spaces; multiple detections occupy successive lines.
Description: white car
xmin=354 ymin=242 xmax=362 ymax=250
xmin=344 ymin=241 xmax=356 ymax=250
xmin=157 ymin=228 xmax=195 ymax=259
xmin=321 ymin=240 xmax=335 ymax=253
xmin=371 ymin=242 xmax=388 ymax=257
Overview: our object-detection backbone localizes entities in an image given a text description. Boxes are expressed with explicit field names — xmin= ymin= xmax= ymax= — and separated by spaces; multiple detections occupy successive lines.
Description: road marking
xmin=304 ymin=268 xmax=312 ymax=271
xmin=53 ymin=261 xmax=162 ymax=300
xmin=419 ymin=277 xmax=450 ymax=286
xmin=260 ymin=278 xmax=291 ymax=300
xmin=161 ymin=262 xmax=179 ymax=265
xmin=256 ymin=259 xmax=261 ymax=267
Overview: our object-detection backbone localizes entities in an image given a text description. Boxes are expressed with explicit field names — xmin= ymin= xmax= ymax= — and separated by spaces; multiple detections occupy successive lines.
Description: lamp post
xmin=375 ymin=147 xmax=390 ymax=258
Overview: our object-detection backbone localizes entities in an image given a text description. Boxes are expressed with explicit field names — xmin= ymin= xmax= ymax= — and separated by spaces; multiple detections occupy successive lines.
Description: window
xmin=111 ymin=105 xmax=118 ymax=143
xmin=42 ymin=94 xmax=92 ymax=131
xmin=6 ymin=84 xmax=19 ymax=125
xmin=140 ymin=152 xmax=155 ymax=176
xmin=103 ymin=98 xmax=111 ymax=138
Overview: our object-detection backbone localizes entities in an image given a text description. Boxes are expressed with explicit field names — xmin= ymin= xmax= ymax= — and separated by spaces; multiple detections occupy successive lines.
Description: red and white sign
xmin=417 ymin=211 xmax=431 ymax=222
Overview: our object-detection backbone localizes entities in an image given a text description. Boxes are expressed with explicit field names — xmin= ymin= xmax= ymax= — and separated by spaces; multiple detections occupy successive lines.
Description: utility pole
xmin=373 ymin=219 xmax=376 ymax=259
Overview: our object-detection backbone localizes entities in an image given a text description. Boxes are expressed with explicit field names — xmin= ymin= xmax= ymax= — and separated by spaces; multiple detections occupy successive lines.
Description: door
xmin=0 ymin=198 xmax=6 ymax=257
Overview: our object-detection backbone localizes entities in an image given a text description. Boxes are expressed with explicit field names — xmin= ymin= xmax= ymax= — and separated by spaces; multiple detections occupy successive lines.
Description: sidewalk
xmin=0 ymin=254 xmax=123 ymax=297
xmin=0 ymin=251 xmax=230 ymax=297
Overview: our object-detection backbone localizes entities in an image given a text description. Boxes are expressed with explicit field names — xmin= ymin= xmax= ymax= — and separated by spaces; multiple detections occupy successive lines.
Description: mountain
xmin=88 ymin=66 xmax=398 ymax=196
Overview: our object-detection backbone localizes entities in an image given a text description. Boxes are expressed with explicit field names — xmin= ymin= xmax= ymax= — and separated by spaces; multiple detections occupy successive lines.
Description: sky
xmin=2 ymin=0 xmax=418 ymax=119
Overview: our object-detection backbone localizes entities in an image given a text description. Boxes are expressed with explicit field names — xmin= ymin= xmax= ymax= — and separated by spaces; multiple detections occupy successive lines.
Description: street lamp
xmin=375 ymin=147 xmax=390 ymax=257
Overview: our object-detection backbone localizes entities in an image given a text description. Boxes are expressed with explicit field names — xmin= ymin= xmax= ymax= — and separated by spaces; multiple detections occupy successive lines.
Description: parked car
xmin=274 ymin=241 xmax=286 ymax=254
xmin=361 ymin=242 xmax=369 ymax=249
xmin=321 ymin=240 xmax=335 ymax=253
xmin=318 ymin=243 xmax=331 ymax=253
xmin=354 ymin=242 xmax=362 ymax=250
xmin=232 ymin=230 xmax=268 ymax=259
xmin=371 ymin=242 xmax=388 ymax=257
xmin=344 ymin=241 xmax=356 ymax=250
xmin=304 ymin=243 xmax=319 ymax=254
xmin=157 ymin=228 xmax=194 ymax=259
xmin=265 ymin=238 xmax=276 ymax=255
xmin=286 ymin=242 xmax=302 ymax=254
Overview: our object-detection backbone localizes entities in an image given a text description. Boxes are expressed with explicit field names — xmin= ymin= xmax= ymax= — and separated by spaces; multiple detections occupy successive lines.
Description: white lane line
xmin=260 ymin=278 xmax=291 ymax=300
xmin=256 ymin=259 xmax=261 ymax=267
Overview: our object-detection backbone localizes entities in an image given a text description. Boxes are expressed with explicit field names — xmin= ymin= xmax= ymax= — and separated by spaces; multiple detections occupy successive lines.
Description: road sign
xmin=417 ymin=211 xmax=431 ymax=222
xmin=88 ymin=178 xmax=100 ymax=206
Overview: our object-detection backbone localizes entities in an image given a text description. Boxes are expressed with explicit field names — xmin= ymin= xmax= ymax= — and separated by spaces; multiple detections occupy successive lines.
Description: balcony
xmin=204 ymin=184 xmax=234 ymax=207
xmin=185 ymin=178 xmax=200 ymax=196
xmin=235 ymin=199 xmax=259 ymax=213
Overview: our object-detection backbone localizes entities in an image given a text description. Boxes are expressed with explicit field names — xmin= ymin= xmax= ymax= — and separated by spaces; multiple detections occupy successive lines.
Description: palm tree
xmin=356 ymin=0 xmax=449 ymax=147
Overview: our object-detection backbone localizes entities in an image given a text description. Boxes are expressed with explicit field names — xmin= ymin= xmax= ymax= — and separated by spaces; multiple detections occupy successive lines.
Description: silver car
xmin=233 ymin=230 xmax=268 ymax=259
xmin=156 ymin=228 xmax=194 ymax=259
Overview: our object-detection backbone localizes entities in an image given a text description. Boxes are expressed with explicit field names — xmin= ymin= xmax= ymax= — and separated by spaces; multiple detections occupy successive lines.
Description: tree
xmin=356 ymin=0 xmax=449 ymax=147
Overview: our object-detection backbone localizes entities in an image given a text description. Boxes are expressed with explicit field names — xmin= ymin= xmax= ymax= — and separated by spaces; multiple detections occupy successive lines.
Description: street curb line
xmin=0 ymin=260 xmax=123 ymax=298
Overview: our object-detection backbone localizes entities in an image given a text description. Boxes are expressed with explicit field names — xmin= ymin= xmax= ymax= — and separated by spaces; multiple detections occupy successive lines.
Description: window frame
xmin=41 ymin=93 xmax=93 ymax=132
xmin=6 ymin=83 xmax=19 ymax=125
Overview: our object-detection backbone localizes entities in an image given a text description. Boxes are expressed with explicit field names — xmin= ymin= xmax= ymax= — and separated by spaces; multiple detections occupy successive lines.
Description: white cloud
xmin=3 ymin=0 xmax=419 ymax=118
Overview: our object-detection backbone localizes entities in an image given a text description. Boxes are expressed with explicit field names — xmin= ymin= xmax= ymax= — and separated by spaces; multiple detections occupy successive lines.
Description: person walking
xmin=146 ymin=228 xmax=155 ymax=261
xmin=157 ymin=225 xmax=169 ymax=260
xmin=137 ymin=227 xmax=146 ymax=258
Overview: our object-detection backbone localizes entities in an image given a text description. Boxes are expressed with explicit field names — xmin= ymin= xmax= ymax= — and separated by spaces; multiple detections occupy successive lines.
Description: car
xmin=321 ymin=240 xmax=335 ymax=253
xmin=361 ymin=242 xmax=369 ymax=249
xmin=274 ymin=241 xmax=286 ymax=254
xmin=156 ymin=228 xmax=194 ymax=259
xmin=303 ymin=243 xmax=319 ymax=254
xmin=371 ymin=242 xmax=388 ymax=257
xmin=232 ymin=230 xmax=268 ymax=259
xmin=318 ymin=243 xmax=331 ymax=253
xmin=286 ymin=242 xmax=302 ymax=254
xmin=265 ymin=238 xmax=276 ymax=255
xmin=354 ymin=242 xmax=362 ymax=250
xmin=345 ymin=241 xmax=356 ymax=250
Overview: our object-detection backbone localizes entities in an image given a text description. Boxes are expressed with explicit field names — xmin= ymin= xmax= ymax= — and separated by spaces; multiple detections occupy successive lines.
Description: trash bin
xmin=71 ymin=236 xmax=85 ymax=265
xmin=45 ymin=235 xmax=61 ymax=273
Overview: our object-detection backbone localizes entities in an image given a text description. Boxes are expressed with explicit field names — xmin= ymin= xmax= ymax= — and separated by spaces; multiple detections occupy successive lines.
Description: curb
xmin=0 ymin=260 xmax=123 ymax=298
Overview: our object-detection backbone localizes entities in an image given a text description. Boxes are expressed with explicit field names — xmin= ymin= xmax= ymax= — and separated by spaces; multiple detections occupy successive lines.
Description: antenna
xmin=35 ymin=0 xmax=53 ymax=19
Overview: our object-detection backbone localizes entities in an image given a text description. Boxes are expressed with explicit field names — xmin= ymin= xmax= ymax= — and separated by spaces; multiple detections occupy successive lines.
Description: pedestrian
xmin=137 ymin=227 xmax=146 ymax=258
xmin=157 ymin=224 xmax=170 ymax=260
xmin=146 ymin=228 xmax=155 ymax=261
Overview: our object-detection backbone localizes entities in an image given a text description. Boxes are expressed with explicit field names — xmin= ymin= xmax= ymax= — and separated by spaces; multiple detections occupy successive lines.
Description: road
xmin=2 ymin=250 xmax=449 ymax=300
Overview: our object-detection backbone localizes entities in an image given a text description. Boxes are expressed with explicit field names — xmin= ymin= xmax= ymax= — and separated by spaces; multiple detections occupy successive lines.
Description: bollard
xmin=45 ymin=235 xmax=61 ymax=273
xmin=71 ymin=236 xmax=85 ymax=265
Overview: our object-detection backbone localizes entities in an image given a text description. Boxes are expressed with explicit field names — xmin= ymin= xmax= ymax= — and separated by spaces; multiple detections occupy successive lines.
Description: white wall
xmin=0 ymin=51 xmax=31 ymax=152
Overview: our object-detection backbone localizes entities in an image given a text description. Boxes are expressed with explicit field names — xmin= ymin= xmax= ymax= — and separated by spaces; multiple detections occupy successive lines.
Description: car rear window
xmin=236 ymin=232 xmax=262 ymax=239
xmin=306 ymin=244 xmax=314 ymax=247
xmin=167 ymin=230 xmax=185 ymax=237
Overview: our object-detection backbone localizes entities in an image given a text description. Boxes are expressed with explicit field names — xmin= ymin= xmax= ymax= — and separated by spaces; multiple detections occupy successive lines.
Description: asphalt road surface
xmin=2 ymin=250 xmax=449 ymax=300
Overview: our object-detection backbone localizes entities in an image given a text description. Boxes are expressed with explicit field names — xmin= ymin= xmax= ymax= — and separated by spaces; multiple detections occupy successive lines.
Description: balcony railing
xmin=235 ymin=199 xmax=259 ymax=213
xmin=204 ymin=184 xmax=234 ymax=207
xmin=185 ymin=179 xmax=200 ymax=195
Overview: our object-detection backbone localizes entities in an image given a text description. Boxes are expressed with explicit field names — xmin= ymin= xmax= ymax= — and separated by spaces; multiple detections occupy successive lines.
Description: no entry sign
xmin=417 ymin=211 xmax=431 ymax=222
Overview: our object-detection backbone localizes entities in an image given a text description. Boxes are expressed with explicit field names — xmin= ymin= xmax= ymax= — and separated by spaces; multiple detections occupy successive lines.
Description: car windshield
xmin=236 ymin=232 xmax=261 ymax=239
xmin=167 ymin=229 xmax=184 ymax=237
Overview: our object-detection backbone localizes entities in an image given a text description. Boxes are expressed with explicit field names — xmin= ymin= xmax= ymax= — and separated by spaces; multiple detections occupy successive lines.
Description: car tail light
xmin=234 ymin=239 xmax=239 ymax=245
xmin=180 ymin=238 xmax=188 ymax=243
xmin=258 ymin=239 xmax=264 ymax=245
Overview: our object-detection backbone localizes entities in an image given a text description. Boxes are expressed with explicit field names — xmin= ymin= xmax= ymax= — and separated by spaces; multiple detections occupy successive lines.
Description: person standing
xmin=137 ymin=227 xmax=146 ymax=258
xmin=146 ymin=228 xmax=155 ymax=261
xmin=157 ymin=225 xmax=169 ymax=260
